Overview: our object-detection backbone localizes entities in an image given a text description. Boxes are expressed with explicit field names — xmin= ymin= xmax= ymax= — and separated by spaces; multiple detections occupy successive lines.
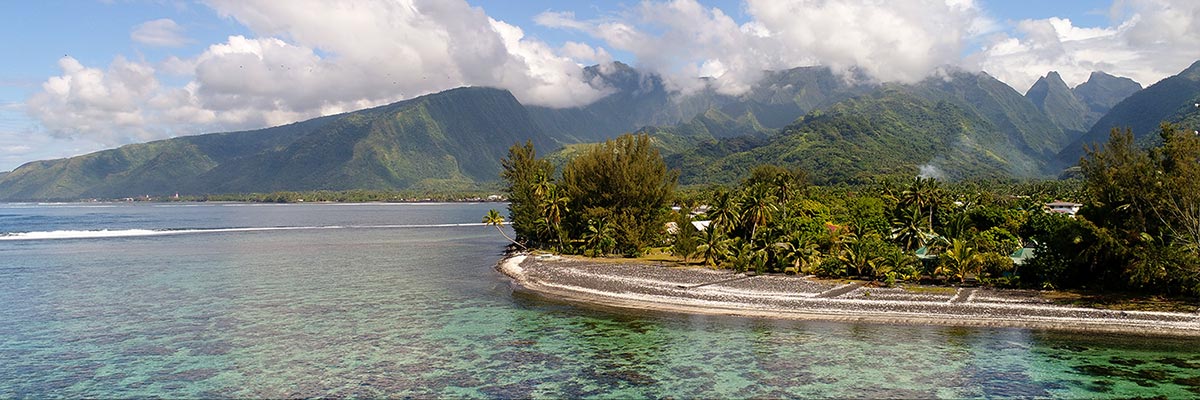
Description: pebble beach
xmin=499 ymin=254 xmax=1200 ymax=337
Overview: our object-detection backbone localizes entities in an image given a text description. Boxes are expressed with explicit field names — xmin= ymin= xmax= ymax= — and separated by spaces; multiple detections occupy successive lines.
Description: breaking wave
xmin=0 ymin=223 xmax=490 ymax=241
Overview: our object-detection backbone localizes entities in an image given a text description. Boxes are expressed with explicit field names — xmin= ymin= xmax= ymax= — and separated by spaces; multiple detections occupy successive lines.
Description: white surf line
xmin=0 ymin=223 xmax=490 ymax=241
xmin=965 ymin=289 xmax=979 ymax=303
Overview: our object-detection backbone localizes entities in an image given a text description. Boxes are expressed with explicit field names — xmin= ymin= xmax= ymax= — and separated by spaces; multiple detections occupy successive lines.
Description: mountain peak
xmin=1072 ymin=70 xmax=1143 ymax=129
xmin=1181 ymin=59 xmax=1200 ymax=80
xmin=1028 ymin=71 xmax=1069 ymax=93
xmin=1026 ymin=71 xmax=1087 ymax=133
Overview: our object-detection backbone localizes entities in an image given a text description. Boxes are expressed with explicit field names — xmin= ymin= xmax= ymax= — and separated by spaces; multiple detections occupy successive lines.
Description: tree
xmin=778 ymin=234 xmax=821 ymax=275
xmin=483 ymin=209 xmax=524 ymax=250
xmin=900 ymin=176 xmax=941 ymax=233
xmin=696 ymin=226 xmax=731 ymax=268
xmin=582 ymin=218 xmax=616 ymax=257
xmin=890 ymin=205 xmax=928 ymax=251
xmin=561 ymin=133 xmax=678 ymax=256
xmin=670 ymin=213 xmax=699 ymax=263
xmin=838 ymin=234 xmax=885 ymax=278
xmin=1077 ymin=125 xmax=1200 ymax=295
xmin=708 ymin=189 xmax=741 ymax=234
xmin=940 ymin=238 xmax=982 ymax=283
xmin=501 ymin=141 xmax=555 ymax=245
xmin=739 ymin=184 xmax=778 ymax=241
xmin=542 ymin=183 xmax=570 ymax=247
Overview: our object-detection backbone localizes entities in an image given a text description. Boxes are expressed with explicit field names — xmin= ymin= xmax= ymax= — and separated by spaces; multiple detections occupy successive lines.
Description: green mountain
xmin=4 ymin=61 xmax=1161 ymax=200
xmin=1059 ymin=60 xmax=1200 ymax=165
xmin=1026 ymin=71 xmax=1089 ymax=133
xmin=665 ymin=69 xmax=1071 ymax=184
xmin=0 ymin=116 xmax=336 ymax=200
xmin=526 ymin=62 xmax=872 ymax=143
xmin=0 ymin=87 xmax=554 ymax=200
xmin=198 ymin=87 xmax=554 ymax=193
xmin=1072 ymin=71 xmax=1142 ymax=127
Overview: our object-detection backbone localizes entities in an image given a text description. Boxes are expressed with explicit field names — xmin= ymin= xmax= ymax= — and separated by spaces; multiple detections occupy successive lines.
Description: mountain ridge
xmin=0 ymin=62 xmax=1181 ymax=200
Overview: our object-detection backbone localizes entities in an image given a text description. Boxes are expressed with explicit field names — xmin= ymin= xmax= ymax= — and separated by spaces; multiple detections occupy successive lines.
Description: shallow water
xmin=1 ymin=202 xmax=1198 ymax=398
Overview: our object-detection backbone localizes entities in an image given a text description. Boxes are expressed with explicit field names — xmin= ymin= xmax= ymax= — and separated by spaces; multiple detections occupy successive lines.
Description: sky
xmin=1 ymin=0 xmax=1198 ymax=171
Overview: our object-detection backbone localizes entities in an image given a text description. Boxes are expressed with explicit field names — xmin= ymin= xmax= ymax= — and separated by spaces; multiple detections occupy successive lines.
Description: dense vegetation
xmin=497 ymin=134 xmax=676 ymax=257
xmin=499 ymin=125 xmax=1200 ymax=297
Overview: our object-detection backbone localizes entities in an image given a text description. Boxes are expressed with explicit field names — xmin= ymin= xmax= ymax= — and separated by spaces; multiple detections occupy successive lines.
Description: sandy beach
xmin=498 ymin=254 xmax=1200 ymax=337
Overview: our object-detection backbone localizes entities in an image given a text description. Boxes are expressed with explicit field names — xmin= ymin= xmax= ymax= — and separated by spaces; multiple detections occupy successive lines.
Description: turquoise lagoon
xmin=1 ymin=202 xmax=1198 ymax=398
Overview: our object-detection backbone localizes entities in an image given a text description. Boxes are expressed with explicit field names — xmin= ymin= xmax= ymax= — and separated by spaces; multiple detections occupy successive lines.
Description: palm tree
xmin=696 ymin=226 xmax=731 ymax=268
xmin=708 ymin=190 xmax=741 ymax=234
xmin=940 ymin=238 xmax=982 ymax=283
xmin=483 ymin=209 xmax=525 ymax=250
xmin=541 ymin=184 xmax=570 ymax=245
xmin=778 ymin=234 xmax=821 ymax=275
xmin=582 ymin=218 xmax=615 ymax=257
xmin=901 ymin=176 xmax=941 ymax=232
xmin=838 ymin=234 xmax=884 ymax=278
xmin=740 ymin=185 xmax=778 ymax=241
xmin=732 ymin=240 xmax=769 ymax=273
xmin=890 ymin=205 xmax=928 ymax=251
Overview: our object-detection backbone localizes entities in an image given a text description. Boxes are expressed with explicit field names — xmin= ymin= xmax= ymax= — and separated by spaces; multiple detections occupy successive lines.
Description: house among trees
xmin=1045 ymin=201 xmax=1082 ymax=216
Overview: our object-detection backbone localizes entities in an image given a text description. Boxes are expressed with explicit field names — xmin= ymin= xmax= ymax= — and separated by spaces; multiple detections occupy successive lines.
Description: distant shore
xmin=497 ymin=254 xmax=1200 ymax=337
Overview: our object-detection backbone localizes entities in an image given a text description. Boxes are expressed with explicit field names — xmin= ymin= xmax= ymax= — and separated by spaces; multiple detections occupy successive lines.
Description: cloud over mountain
xmin=16 ymin=0 xmax=1200 ymax=158
xmin=538 ymin=0 xmax=991 ymax=95
xmin=969 ymin=0 xmax=1200 ymax=91
xmin=26 ymin=0 xmax=612 ymax=147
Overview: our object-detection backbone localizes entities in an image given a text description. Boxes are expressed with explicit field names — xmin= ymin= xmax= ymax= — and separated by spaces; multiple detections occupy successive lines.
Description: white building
xmin=1046 ymin=201 xmax=1082 ymax=216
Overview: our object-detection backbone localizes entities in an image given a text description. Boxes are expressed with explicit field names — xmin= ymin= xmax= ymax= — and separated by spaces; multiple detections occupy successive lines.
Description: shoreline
xmin=497 ymin=254 xmax=1200 ymax=337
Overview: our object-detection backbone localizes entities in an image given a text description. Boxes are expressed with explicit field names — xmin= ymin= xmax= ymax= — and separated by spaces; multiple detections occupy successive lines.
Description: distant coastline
xmin=10 ymin=189 xmax=509 ymax=204
xmin=498 ymin=254 xmax=1200 ymax=337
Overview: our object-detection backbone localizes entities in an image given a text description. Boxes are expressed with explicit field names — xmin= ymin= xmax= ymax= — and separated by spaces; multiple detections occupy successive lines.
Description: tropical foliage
xmin=498 ymin=133 xmax=677 ymax=257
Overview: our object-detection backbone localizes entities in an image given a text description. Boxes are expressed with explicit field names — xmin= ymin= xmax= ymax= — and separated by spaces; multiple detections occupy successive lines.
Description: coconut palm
xmin=740 ymin=185 xmax=778 ymax=241
xmin=581 ymin=218 xmax=615 ymax=257
xmin=708 ymin=190 xmax=741 ymax=234
xmin=901 ymin=176 xmax=941 ymax=232
xmin=483 ymin=209 xmax=524 ymax=250
xmin=778 ymin=234 xmax=821 ymax=275
xmin=541 ymin=184 xmax=570 ymax=245
xmin=696 ymin=226 xmax=731 ymax=268
xmin=890 ymin=205 xmax=929 ymax=251
xmin=732 ymin=239 xmax=769 ymax=273
xmin=838 ymin=234 xmax=884 ymax=278
xmin=940 ymin=238 xmax=982 ymax=283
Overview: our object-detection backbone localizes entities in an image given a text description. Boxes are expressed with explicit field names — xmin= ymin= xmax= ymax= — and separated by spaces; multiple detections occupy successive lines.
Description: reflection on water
xmin=1 ymin=202 xmax=1198 ymax=398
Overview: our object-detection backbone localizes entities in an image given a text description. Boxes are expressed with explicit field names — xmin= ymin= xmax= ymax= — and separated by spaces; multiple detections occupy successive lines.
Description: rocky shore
xmin=498 ymin=254 xmax=1200 ymax=337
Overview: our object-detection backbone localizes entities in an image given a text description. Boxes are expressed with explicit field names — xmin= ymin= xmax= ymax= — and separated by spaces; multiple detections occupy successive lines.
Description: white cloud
xmin=131 ymin=18 xmax=189 ymax=47
xmin=969 ymin=0 xmax=1200 ymax=92
xmin=23 ymin=0 xmax=612 ymax=150
xmin=537 ymin=0 xmax=989 ymax=95
xmin=17 ymin=0 xmax=1200 ymax=163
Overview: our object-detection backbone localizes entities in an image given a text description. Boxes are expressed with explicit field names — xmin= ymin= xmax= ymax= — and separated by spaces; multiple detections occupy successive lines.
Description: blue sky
xmin=0 ymin=0 xmax=1197 ymax=171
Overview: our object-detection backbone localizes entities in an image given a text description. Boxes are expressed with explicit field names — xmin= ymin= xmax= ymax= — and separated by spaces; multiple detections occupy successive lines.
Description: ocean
xmin=1 ymin=202 xmax=1198 ymax=398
